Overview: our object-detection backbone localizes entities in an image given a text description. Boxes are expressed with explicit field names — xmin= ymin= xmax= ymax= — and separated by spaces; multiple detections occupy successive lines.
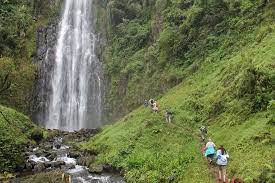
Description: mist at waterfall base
xmin=41 ymin=0 xmax=103 ymax=131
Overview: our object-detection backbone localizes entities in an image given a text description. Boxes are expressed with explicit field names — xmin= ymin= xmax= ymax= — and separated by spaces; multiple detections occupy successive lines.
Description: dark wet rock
xmin=65 ymin=163 xmax=75 ymax=170
xmin=43 ymin=144 xmax=53 ymax=151
xmin=55 ymin=144 xmax=61 ymax=149
xmin=24 ymin=162 xmax=33 ymax=171
xmin=84 ymin=149 xmax=98 ymax=156
xmin=30 ymin=128 xmax=44 ymax=142
xmin=45 ymin=152 xmax=57 ymax=161
xmin=103 ymin=164 xmax=123 ymax=174
xmin=28 ymin=159 xmax=37 ymax=166
xmin=77 ymin=156 xmax=95 ymax=166
xmin=68 ymin=151 xmax=80 ymax=159
xmin=51 ymin=161 xmax=66 ymax=169
xmin=35 ymin=150 xmax=45 ymax=157
xmin=44 ymin=162 xmax=52 ymax=168
xmin=24 ymin=152 xmax=33 ymax=157
xmin=33 ymin=163 xmax=46 ymax=172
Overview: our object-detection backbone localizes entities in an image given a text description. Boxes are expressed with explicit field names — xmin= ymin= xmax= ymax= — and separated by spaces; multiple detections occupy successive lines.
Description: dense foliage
xmin=0 ymin=0 xmax=61 ymax=114
xmin=0 ymin=105 xmax=38 ymax=172
xmin=84 ymin=0 xmax=275 ymax=182
xmin=102 ymin=0 xmax=275 ymax=120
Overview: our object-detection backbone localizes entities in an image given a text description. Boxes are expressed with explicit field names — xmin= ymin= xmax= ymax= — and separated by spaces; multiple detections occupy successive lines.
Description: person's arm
xmin=226 ymin=153 xmax=229 ymax=158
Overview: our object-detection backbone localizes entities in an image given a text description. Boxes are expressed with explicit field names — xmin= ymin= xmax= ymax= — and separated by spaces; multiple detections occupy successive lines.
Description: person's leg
xmin=218 ymin=166 xmax=222 ymax=180
xmin=222 ymin=166 xmax=226 ymax=182
xmin=209 ymin=154 xmax=214 ymax=164
xmin=201 ymin=132 xmax=205 ymax=141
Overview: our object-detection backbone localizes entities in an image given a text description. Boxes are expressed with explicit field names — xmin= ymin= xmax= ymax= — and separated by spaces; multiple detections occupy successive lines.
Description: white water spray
xmin=46 ymin=0 xmax=103 ymax=131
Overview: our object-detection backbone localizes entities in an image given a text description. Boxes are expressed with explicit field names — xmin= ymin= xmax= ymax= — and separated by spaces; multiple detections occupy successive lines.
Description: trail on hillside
xmin=170 ymin=123 xmax=227 ymax=183
xmin=166 ymin=123 xmax=218 ymax=182
xmin=199 ymin=140 xmax=226 ymax=183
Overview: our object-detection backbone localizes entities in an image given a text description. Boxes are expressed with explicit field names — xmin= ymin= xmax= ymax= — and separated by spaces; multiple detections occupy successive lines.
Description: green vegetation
xmin=83 ymin=4 xmax=275 ymax=182
xmin=0 ymin=105 xmax=39 ymax=172
xmin=0 ymin=0 xmax=61 ymax=114
xmin=103 ymin=0 xmax=275 ymax=121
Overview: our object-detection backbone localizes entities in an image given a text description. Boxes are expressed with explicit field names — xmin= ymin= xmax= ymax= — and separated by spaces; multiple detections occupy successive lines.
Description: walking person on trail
xmin=152 ymin=100 xmax=159 ymax=113
xmin=216 ymin=145 xmax=229 ymax=183
xmin=204 ymin=138 xmax=216 ymax=164
xmin=199 ymin=125 xmax=207 ymax=142
xmin=144 ymin=99 xmax=148 ymax=107
xmin=149 ymin=99 xmax=154 ymax=108
xmin=165 ymin=109 xmax=173 ymax=123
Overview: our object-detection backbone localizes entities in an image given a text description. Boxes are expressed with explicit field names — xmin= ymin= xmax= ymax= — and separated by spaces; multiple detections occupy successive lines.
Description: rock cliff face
xmin=33 ymin=23 xmax=59 ymax=125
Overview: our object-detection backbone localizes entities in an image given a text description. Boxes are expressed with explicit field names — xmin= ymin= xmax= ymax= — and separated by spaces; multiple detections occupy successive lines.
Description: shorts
xmin=206 ymin=154 xmax=214 ymax=159
xmin=218 ymin=165 xmax=226 ymax=171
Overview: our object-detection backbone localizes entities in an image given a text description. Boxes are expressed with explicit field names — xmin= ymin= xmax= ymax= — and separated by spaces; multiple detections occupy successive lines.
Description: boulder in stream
xmin=33 ymin=163 xmax=46 ymax=172
xmin=88 ymin=163 xmax=103 ymax=173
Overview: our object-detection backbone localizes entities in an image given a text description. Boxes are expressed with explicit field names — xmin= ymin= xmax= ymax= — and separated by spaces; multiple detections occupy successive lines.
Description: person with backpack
xmin=152 ymin=100 xmax=159 ymax=113
xmin=204 ymin=138 xmax=216 ymax=164
xmin=216 ymin=145 xmax=229 ymax=183
xmin=144 ymin=99 xmax=148 ymax=107
xmin=149 ymin=99 xmax=154 ymax=108
xmin=199 ymin=125 xmax=207 ymax=142
xmin=165 ymin=109 xmax=173 ymax=123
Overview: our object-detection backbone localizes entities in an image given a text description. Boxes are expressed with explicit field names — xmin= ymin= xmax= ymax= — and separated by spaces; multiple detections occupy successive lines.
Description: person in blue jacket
xmin=204 ymin=138 xmax=216 ymax=164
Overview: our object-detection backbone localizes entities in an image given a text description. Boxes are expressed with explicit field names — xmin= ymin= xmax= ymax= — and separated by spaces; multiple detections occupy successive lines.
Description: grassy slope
xmin=0 ymin=105 xmax=37 ymax=172
xmin=83 ymin=28 xmax=275 ymax=182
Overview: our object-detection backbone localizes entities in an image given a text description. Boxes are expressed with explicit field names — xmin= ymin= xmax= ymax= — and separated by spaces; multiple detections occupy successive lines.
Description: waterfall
xmin=45 ymin=0 xmax=103 ymax=131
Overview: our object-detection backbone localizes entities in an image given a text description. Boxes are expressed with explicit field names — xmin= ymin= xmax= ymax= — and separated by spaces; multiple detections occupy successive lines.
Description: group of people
xmin=201 ymin=125 xmax=230 ymax=183
xmin=144 ymin=99 xmax=173 ymax=123
xmin=144 ymin=99 xmax=159 ymax=113
xmin=143 ymin=98 xmax=238 ymax=182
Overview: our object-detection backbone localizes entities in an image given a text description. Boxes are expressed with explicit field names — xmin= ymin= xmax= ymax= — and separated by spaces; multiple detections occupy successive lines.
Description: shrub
xmin=30 ymin=128 xmax=44 ymax=143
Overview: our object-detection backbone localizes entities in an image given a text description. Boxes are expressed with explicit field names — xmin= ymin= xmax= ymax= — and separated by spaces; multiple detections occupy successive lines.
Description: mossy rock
xmin=88 ymin=163 xmax=103 ymax=173
xmin=30 ymin=128 xmax=44 ymax=142
xmin=21 ymin=171 xmax=67 ymax=183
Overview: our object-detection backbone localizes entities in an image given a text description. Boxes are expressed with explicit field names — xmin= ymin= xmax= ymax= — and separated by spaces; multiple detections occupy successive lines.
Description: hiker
xmin=204 ymin=138 xmax=216 ymax=164
xmin=149 ymin=99 xmax=154 ymax=108
xmin=144 ymin=99 xmax=148 ymax=107
xmin=199 ymin=126 xmax=207 ymax=142
xmin=216 ymin=145 xmax=229 ymax=183
xmin=165 ymin=109 xmax=173 ymax=123
xmin=152 ymin=100 xmax=159 ymax=113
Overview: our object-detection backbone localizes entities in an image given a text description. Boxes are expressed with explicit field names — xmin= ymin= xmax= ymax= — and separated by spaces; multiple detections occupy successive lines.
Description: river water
xmin=28 ymin=137 xmax=125 ymax=183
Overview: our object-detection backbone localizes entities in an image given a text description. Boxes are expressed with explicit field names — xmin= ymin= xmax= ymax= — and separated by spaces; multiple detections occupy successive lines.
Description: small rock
xmin=68 ymin=151 xmax=80 ymax=159
xmin=88 ymin=164 xmax=103 ymax=173
xmin=25 ymin=162 xmax=33 ymax=171
xmin=66 ymin=163 xmax=75 ymax=169
xmin=51 ymin=161 xmax=65 ymax=168
xmin=33 ymin=163 xmax=46 ymax=172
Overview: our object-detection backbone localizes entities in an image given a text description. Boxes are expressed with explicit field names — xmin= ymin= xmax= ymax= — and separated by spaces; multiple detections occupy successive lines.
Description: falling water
xmin=46 ymin=0 xmax=103 ymax=131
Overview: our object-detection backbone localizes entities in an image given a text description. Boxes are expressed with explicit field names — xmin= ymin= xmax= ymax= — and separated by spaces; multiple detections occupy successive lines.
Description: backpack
xmin=217 ymin=154 xmax=228 ymax=165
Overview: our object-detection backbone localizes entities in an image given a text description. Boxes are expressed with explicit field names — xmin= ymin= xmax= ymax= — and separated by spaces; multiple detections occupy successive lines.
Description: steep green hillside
xmin=82 ymin=26 xmax=275 ymax=182
xmin=102 ymin=0 xmax=274 ymax=121
xmin=0 ymin=105 xmax=40 ymax=172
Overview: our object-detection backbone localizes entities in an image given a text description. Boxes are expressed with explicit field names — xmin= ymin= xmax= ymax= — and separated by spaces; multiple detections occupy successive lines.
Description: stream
xmin=16 ymin=130 xmax=125 ymax=183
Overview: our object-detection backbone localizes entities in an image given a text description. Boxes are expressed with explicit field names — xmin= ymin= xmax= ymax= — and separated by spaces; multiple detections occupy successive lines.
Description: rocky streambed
xmin=12 ymin=129 xmax=125 ymax=183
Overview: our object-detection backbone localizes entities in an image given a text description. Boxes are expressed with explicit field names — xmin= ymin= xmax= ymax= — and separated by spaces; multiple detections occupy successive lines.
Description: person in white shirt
xmin=216 ymin=145 xmax=229 ymax=183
